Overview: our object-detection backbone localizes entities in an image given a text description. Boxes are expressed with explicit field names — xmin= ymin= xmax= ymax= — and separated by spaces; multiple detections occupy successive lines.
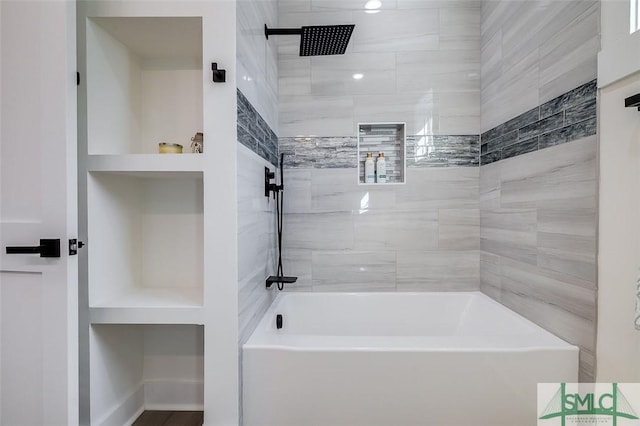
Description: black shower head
xmin=265 ymin=24 xmax=355 ymax=56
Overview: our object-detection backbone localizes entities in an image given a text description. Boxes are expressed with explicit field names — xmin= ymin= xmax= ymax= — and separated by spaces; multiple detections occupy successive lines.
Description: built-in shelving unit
xmin=84 ymin=14 xmax=205 ymax=320
xmin=78 ymin=5 xmax=219 ymax=423
xmin=357 ymin=122 xmax=406 ymax=185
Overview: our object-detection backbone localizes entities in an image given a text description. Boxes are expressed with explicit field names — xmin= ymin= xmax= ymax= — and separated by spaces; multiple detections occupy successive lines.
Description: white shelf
xmin=90 ymin=287 xmax=203 ymax=324
xmin=87 ymin=154 xmax=204 ymax=175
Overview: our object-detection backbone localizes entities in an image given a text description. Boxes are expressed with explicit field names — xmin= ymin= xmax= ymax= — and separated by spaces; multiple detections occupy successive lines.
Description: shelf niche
xmin=357 ymin=123 xmax=406 ymax=185
xmin=87 ymin=172 xmax=203 ymax=310
xmin=90 ymin=324 xmax=204 ymax=425
xmin=86 ymin=17 xmax=203 ymax=154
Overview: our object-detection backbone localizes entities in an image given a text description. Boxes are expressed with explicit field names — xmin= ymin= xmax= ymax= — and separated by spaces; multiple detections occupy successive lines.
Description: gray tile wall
xmin=238 ymin=90 xmax=279 ymax=166
xmin=237 ymin=144 xmax=277 ymax=345
xmin=236 ymin=1 xmax=279 ymax=416
xmin=281 ymin=134 xmax=479 ymax=169
xmin=479 ymin=135 xmax=598 ymax=381
xmin=278 ymin=0 xmax=481 ymax=137
xmin=237 ymin=0 xmax=278 ymax=132
xmin=481 ymin=0 xmax=599 ymax=132
xmin=481 ymin=80 xmax=597 ymax=165
xmin=282 ymin=167 xmax=480 ymax=292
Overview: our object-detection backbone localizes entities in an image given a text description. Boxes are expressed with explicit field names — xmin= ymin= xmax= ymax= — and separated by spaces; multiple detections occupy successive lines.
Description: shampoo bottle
xmin=376 ymin=152 xmax=386 ymax=183
xmin=364 ymin=152 xmax=375 ymax=183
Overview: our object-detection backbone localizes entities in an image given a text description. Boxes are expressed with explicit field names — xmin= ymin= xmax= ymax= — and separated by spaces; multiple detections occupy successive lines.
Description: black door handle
xmin=6 ymin=239 xmax=61 ymax=258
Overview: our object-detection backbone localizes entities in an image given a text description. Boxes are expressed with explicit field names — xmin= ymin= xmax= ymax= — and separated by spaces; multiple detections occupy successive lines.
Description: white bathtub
xmin=242 ymin=292 xmax=578 ymax=426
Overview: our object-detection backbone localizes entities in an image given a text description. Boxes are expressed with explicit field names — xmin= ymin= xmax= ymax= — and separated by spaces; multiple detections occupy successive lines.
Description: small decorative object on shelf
xmin=364 ymin=152 xmax=375 ymax=183
xmin=158 ymin=143 xmax=183 ymax=154
xmin=376 ymin=152 xmax=386 ymax=183
xmin=190 ymin=132 xmax=203 ymax=153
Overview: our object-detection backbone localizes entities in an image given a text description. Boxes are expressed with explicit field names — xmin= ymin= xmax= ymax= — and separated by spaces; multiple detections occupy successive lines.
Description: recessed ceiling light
xmin=365 ymin=0 xmax=382 ymax=10
xmin=352 ymin=73 xmax=364 ymax=80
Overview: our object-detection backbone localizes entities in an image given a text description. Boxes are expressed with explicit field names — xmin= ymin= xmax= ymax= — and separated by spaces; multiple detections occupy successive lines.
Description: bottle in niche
xmin=376 ymin=152 xmax=386 ymax=183
xmin=364 ymin=152 xmax=375 ymax=183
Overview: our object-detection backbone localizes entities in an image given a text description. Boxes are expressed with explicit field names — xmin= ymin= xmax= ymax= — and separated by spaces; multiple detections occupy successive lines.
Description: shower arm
xmin=264 ymin=25 xmax=302 ymax=40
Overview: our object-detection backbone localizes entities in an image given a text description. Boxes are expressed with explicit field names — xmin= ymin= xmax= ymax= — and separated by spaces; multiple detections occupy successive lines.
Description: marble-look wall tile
xmin=350 ymin=8 xmax=439 ymax=53
xmin=479 ymin=135 xmax=597 ymax=380
xmin=237 ymin=144 xmax=278 ymax=345
xmin=237 ymin=0 xmax=278 ymax=132
xmin=282 ymin=167 xmax=480 ymax=293
xmin=312 ymin=251 xmax=397 ymax=290
xmin=396 ymin=250 xmax=480 ymax=291
xmin=236 ymin=0 xmax=279 ymax=354
xmin=438 ymin=208 xmax=480 ymax=250
xmin=396 ymin=167 xmax=480 ymax=210
xmin=282 ymin=248 xmax=313 ymax=290
xmin=480 ymin=80 xmax=597 ymax=166
xmin=539 ymin=80 xmax=597 ymax=119
xmin=353 ymin=210 xmax=439 ymax=251
xmin=278 ymin=1 xmax=481 ymax=137
xmin=283 ymin=212 xmax=355 ymax=250
xmin=480 ymin=0 xmax=599 ymax=132
xmin=311 ymin=53 xmax=397 ymax=96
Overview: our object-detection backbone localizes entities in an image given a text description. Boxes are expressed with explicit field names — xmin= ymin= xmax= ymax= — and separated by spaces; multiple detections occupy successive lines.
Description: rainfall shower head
xmin=265 ymin=24 xmax=355 ymax=56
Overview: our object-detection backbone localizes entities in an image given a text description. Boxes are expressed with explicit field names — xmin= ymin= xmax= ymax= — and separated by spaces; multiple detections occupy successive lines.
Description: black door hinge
xmin=77 ymin=72 xmax=80 ymax=86
xmin=69 ymin=239 xmax=85 ymax=256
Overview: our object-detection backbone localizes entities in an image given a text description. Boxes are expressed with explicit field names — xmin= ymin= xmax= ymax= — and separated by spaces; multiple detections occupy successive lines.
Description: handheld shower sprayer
xmin=265 ymin=153 xmax=297 ymax=290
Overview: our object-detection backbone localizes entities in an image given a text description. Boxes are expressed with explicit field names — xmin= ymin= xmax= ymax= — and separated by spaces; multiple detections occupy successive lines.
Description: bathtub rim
xmin=243 ymin=291 xmax=579 ymax=353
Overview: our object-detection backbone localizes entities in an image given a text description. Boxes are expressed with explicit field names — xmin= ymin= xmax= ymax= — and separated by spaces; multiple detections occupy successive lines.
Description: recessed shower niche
xmin=357 ymin=122 xmax=406 ymax=184
xmin=85 ymin=16 xmax=203 ymax=154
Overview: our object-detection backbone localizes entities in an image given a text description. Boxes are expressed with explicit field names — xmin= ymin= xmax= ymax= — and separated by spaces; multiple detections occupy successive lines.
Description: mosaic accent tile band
xmin=281 ymin=134 xmax=480 ymax=169
xmin=480 ymin=80 xmax=597 ymax=166
xmin=237 ymin=89 xmax=278 ymax=166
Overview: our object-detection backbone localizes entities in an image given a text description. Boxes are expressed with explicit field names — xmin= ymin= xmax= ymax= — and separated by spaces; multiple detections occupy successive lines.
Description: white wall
xmin=597 ymin=71 xmax=640 ymax=381
xmin=596 ymin=0 xmax=640 ymax=383
xmin=598 ymin=0 xmax=640 ymax=87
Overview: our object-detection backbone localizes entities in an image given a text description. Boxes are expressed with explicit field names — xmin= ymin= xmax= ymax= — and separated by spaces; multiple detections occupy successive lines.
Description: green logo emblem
xmin=539 ymin=383 xmax=639 ymax=425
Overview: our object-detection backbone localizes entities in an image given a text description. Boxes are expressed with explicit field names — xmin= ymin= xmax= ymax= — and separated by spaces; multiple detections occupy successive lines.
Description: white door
xmin=0 ymin=1 xmax=78 ymax=425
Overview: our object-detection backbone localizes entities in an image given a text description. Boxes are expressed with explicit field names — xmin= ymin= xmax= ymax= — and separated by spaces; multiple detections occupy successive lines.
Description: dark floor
xmin=132 ymin=411 xmax=204 ymax=426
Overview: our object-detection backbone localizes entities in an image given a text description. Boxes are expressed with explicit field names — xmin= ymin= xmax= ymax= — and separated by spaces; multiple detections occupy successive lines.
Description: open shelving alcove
xmin=87 ymin=171 xmax=204 ymax=324
xmin=86 ymin=16 xmax=204 ymax=155
xmin=78 ymin=4 xmax=221 ymax=423
xmin=90 ymin=324 xmax=204 ymax=425
xmin=83 ymin=14 xmax=206 ymax=321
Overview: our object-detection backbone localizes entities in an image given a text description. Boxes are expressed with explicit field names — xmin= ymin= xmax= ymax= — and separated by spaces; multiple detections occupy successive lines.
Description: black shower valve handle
xmin=264 ymin=167 xmax=281 ymax=198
